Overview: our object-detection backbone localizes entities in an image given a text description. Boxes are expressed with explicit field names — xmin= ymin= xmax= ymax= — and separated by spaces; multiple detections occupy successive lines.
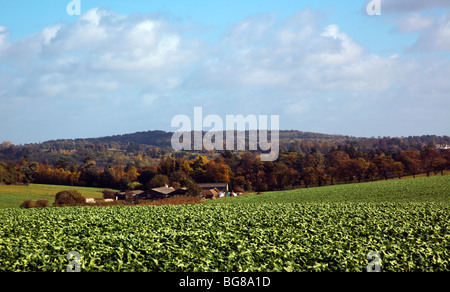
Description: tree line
xmin=1 ymin=145 xmax=449 ymax=192
xmin=1 ymin=132 xmax=449 ymax=168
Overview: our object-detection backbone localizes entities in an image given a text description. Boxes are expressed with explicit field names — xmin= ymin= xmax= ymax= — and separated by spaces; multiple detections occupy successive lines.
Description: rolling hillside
xmin=209 ymin=175 xmax=450 ymax=204
xmin=0 ymin=184 xmax=107 ymax=209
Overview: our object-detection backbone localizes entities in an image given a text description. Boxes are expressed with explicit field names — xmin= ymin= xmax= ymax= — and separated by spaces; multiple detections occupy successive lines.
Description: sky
xmin=0 ymin=0 xmax=449 ymax=144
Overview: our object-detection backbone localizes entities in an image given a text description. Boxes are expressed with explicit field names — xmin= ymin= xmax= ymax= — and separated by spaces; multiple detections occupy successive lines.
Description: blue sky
xmin=1 ymin=0 xmax=449 ymax=144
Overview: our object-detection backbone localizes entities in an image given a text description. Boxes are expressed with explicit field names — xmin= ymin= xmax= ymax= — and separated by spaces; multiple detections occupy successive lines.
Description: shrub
xmin=102 ymin=189 xmax=116 ymax=200
xmin=35 ymin=200 xmax=50 ymax=208
xmin=20 ymin=200 xmax=35 ymax=209
xmin=54 ymin=190 xmax=86 ymax=207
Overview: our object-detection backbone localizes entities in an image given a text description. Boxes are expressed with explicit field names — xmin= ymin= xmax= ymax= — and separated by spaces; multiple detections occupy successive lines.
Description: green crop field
xmin=0 ymin=176 xmax=449 ymax=272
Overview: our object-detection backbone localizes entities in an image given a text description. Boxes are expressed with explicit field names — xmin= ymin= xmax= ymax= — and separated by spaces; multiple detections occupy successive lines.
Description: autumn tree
xmin=392 ymin=161 xmax=405 ymax=179
xmin=300 ymin=167 xmax=316 ymax=188
xmin=398 ymin=149 xmax=421 ymax=178
xmin=366 ymin=162 xmax=378 ymax=181
xmin=421 ymin=147 xmax=438 ymax=177
xmin=303 ymin=153 xmax=326 ymax=186
xmin=125 ymin=166 xmax=139 ymax=182
xmin=325 ymin=151 xmax=350 ymax=184
xmin=159 ymin=156 xmax=177 ymax=176
xmin=432 ymin=156 xmax=447 ymax=176
xmin=373 ymin=155 xmax=396 ymax=180
xmin=190 ymin=155 xmax=209 ymax=183
xmin=205 ymin=161 xmax=231 ymax=183
xmin=337 ymin=158 xmax=369 ymax=183
xmin=169 ymin=170 xmax=189 ymax=186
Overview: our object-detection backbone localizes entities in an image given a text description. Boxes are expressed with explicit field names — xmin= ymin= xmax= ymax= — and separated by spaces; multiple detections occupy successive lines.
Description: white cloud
xmin=394 ymin=13 xmax=435 ymax=32
xmin=409 ymin=12 xmax=450 ymax=52
xmin=310 ymin=24 xmax=364 ymax=66
xmin=0 ymin=26 xmax=9 ymax=51
xmin=0 ymin=7 xmax=449 ymax=143
xmin=42 ymin=24 xmax=62 ymax=45
xmin=380 ymin=0 xmax=450 ymax=13
xmin=79 ymin=7 xmax=109 ymax=26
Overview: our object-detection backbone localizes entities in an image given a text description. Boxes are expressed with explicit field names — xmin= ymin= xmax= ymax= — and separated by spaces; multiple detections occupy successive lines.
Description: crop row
xmin=0 ymin=203 xmax=449 ymax=272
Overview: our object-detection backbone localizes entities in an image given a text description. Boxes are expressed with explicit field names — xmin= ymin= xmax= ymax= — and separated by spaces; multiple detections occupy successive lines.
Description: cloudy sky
xmin=0 ymin=0 xmax=449 ymax=144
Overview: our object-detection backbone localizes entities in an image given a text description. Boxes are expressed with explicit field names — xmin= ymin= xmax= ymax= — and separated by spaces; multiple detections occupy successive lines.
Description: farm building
xmin=116 ymin=183 xmax=229 ymax=202
xmin=198 ymin=183 xmax=229 ymax=193
xmin=436 ymin=144 xmax=450 ymax=150
xmin=198 ymin=183 xmax=231 ymax=199
xmin=118 ymin=186 xmax=189 ymax=201
xmin=202 ymin=188 xmax=219 ymax=199
xmin=116 ymin=190 xmax=145 ymax=200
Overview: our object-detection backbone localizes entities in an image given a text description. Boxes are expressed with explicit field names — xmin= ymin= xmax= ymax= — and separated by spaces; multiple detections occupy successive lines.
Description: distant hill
xmin=84 ymin=130 xmax=174 ymax=147
xmin=81 ymin=130 xmax=350 ymax=146
xmin=1 ymin=130 xmax=449 ymax=166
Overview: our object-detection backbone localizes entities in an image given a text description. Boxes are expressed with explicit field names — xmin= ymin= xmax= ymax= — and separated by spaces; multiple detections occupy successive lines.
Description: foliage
xmin=21 ymin=199 xmax=51 ymax=209
xmin=34 ymin=200 xmax=50 ymax=208
xmin=148 ymin=174 xmax=169 ymax=189
xmin=186 ymin=180 xmax=202 ymax=196
xmin=0 ymin=201 xmax=449 ymax=272
xmin=20 ymin=200 xmax=35 ymax=209
xmin=54 ymin=190 xmax=86 ymax=207
xmin=1 ymin=132 xmax=449 ymax=193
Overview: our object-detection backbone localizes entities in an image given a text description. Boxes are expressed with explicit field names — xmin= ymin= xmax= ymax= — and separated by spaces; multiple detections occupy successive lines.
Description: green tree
xmin=138 ymin=166 xmax=158 ymax=186
xmin=100 ymin=168 xmax=116 ymax=188
xmin=186 ymin=180 xmax=202 ymax=196
xmin=148 ymin=174 xmax=170 ymax=189
xmin=79 ymin=157 xmax=99 ymax=187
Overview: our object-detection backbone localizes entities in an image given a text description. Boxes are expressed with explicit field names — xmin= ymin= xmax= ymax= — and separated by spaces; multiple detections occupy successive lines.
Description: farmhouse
xmin=202 ymin=188 xmax=218 ymax=199
xmin=198 ymin=183 xmax=230 ymax=199
xmin=135 ymin=186 xmax=177 ymax=201
xmin=436 ymin=144 xmax=450 ymax=150
xmin=116 ymin=186 xmax=189 ymax=202
xmin=116 ymin=190 xmax=145 ymax=201
xmin=198 ymin=183 xmax=229 ymax=193
xmin=115 ymin=183 xmax=229 ymax=202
